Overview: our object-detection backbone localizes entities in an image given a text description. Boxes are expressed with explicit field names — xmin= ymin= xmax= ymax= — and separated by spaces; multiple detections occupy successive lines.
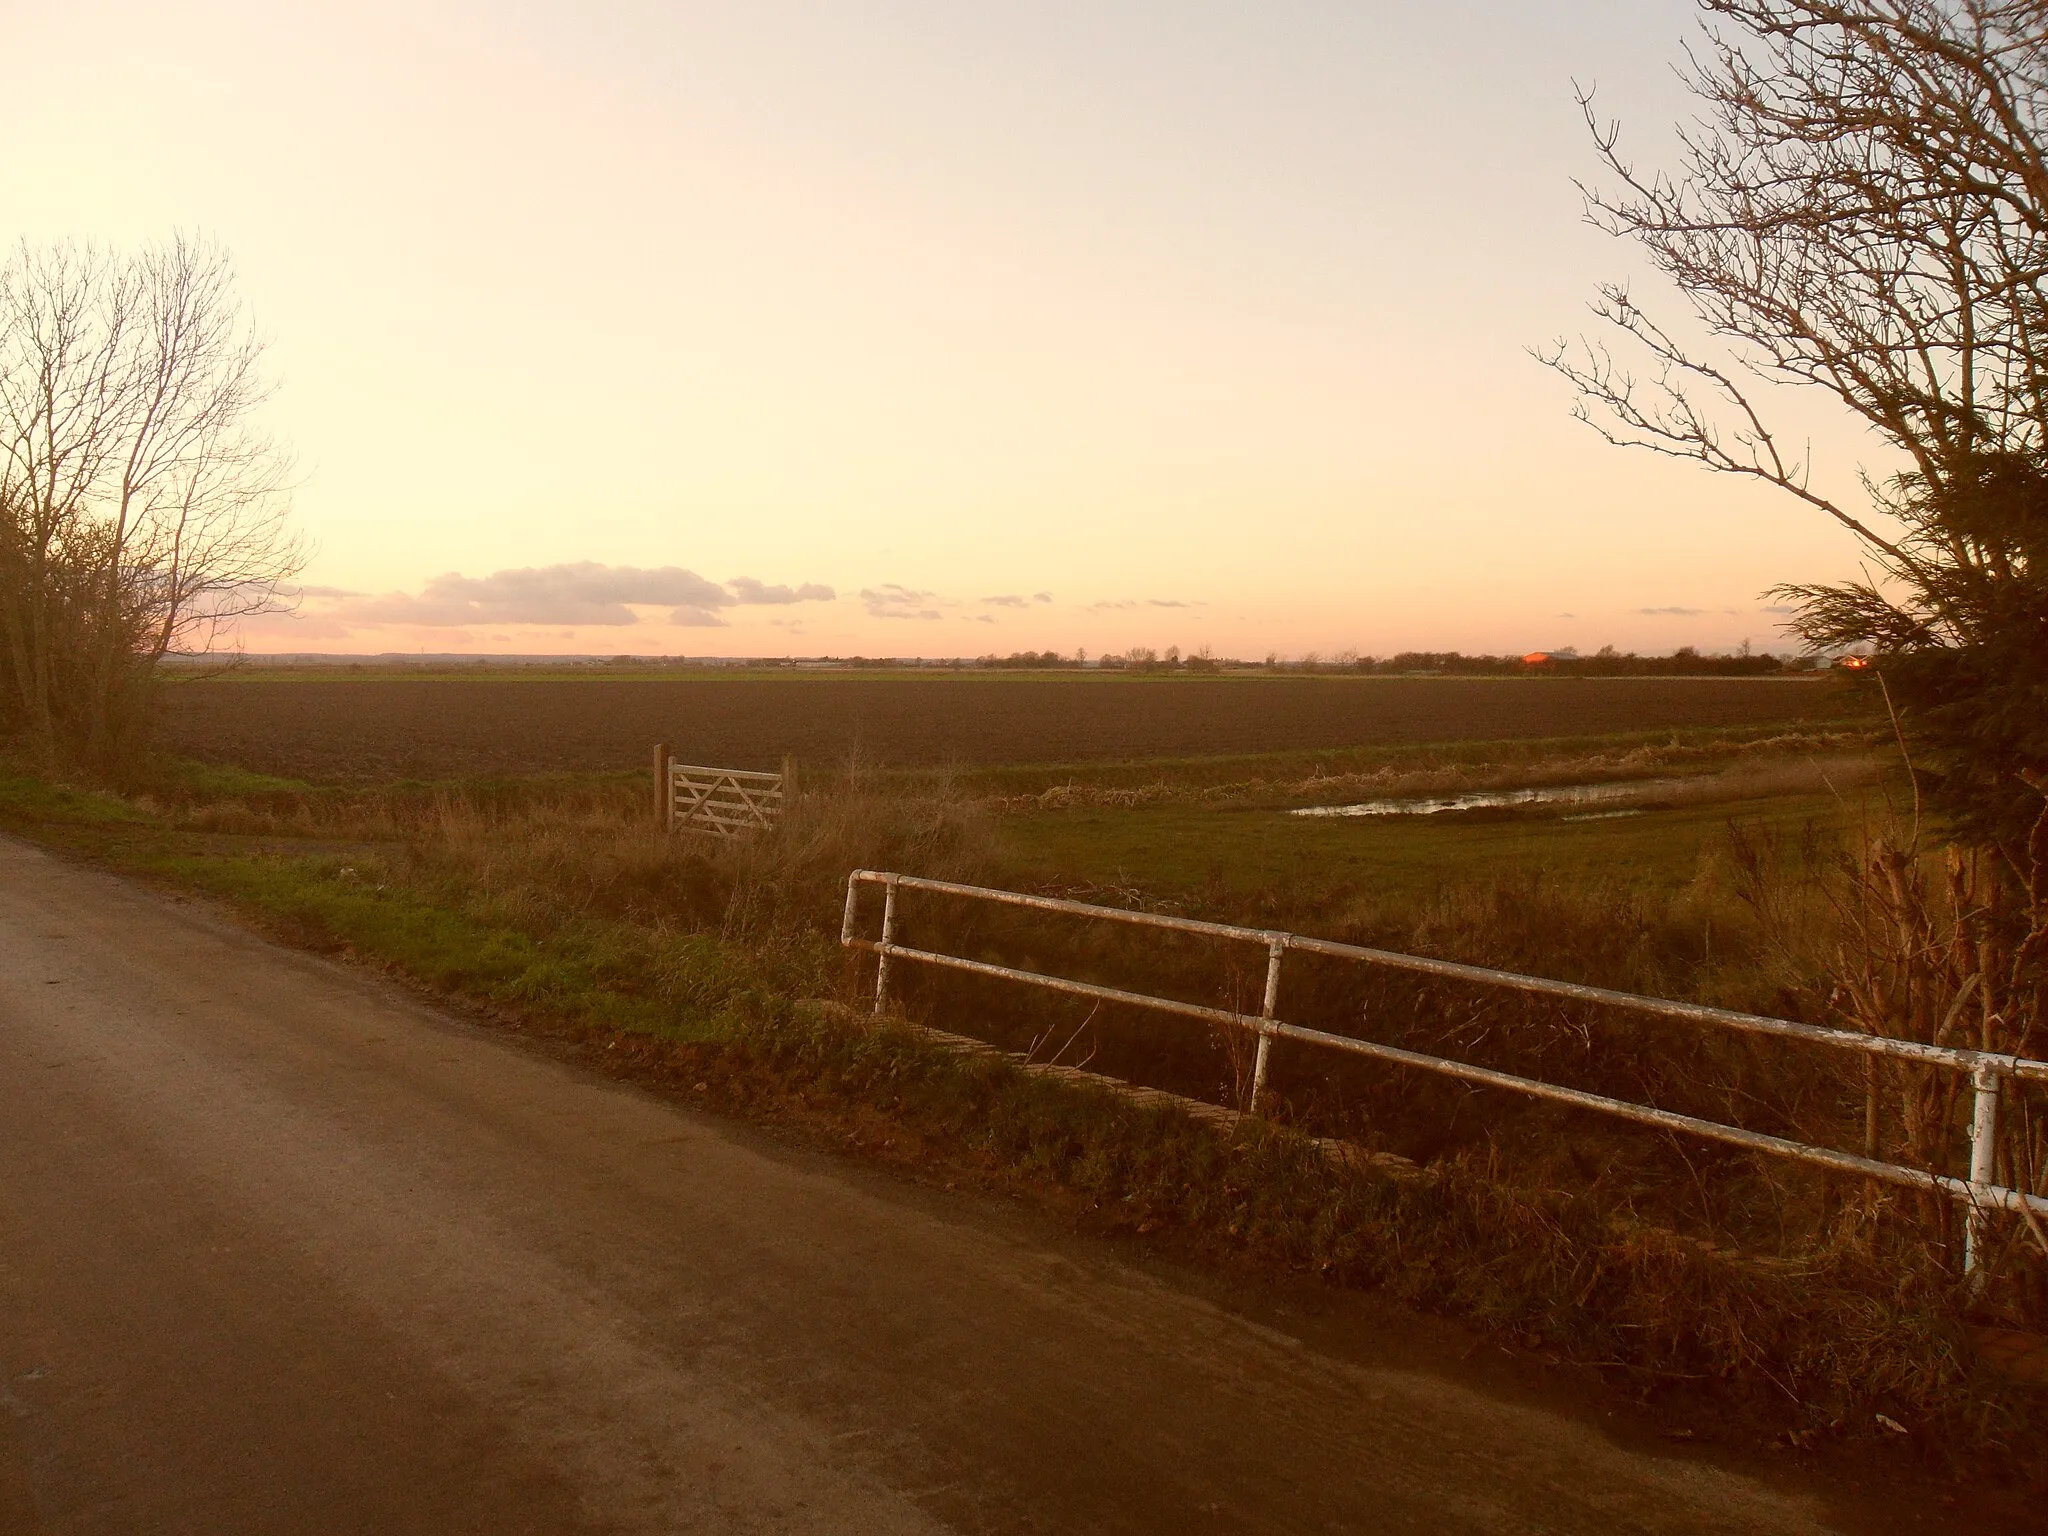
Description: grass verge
xmin=2 ymin=762 xmax=2040 ymax=1487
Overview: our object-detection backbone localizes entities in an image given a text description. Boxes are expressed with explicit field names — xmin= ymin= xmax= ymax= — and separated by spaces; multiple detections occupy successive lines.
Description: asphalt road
xmin=0 ymin=836 xmax=1987 ymax=1533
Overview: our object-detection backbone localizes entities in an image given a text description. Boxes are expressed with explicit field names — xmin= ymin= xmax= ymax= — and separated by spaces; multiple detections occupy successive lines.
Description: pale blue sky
xmin=2 ymin=1 xmax=1880 ymax=655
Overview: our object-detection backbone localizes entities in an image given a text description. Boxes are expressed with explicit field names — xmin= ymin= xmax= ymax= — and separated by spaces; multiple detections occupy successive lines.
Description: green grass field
xmin=997 ymin=790 xmax=1854 ymax=907
xmin=964 ymin=719 xmax=1890 ymax=941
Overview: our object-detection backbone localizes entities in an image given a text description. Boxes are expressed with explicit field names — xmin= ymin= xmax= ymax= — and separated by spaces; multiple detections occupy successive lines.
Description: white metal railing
xmin=655 ymin=744 xmax=787 ymax=838
xmin=841 ymin=869 xmax=2048 ymax=1272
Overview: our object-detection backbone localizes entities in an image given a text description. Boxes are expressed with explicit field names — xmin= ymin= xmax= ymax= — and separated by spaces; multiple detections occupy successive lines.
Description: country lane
xmin=0 ymin=835 xmax=1987 ymax=1534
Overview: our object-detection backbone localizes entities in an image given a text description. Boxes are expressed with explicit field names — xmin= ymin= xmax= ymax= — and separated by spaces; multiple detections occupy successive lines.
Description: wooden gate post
xmin=780 ymin=754 xmax=798 ymax=801
xmin=654 ymin=742 xmax=671 ymax=829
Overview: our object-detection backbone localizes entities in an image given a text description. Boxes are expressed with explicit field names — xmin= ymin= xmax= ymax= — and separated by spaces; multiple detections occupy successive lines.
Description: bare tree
xmin=0 ymin=236 xmax=300 ymax=769
xmin=1540 ymin=1 xmax=2048 ymax=855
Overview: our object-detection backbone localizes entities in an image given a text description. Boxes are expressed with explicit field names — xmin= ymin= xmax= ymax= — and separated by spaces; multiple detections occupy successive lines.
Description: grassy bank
xmin=3 ymin=741 xmax=2042 ymax=1482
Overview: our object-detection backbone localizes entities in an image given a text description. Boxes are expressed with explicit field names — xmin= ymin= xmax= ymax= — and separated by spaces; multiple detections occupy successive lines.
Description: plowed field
xmin=156 ymin=675 xmax=1856 ymax=782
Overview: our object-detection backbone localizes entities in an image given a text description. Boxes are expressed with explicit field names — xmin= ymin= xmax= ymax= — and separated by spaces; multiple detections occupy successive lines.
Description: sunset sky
xmin=4 ymin=0 xmax=1892 ymax=659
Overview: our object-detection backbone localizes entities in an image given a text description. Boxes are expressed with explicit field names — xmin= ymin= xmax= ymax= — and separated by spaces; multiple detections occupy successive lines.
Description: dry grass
xmin=19 ymin=750 xmax=2044 ymax=1473
xmin=144 ymin=759 xmax=2047 ymax=1266
xmin=141 ymin=760 xmax=2048 ymax=1284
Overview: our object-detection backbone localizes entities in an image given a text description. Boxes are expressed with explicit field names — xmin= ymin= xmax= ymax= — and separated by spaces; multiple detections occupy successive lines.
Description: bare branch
xmin=0 ymin=236 xmax=301 ymax=767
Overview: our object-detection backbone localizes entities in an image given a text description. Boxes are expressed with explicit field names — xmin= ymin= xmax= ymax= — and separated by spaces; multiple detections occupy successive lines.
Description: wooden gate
xmin=654 ymin=745 xmax=791 ymax=838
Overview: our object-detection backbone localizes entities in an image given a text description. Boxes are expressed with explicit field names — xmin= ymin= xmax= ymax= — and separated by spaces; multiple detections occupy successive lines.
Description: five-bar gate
xmin=655 ymin=744 xmax=790 ymax=838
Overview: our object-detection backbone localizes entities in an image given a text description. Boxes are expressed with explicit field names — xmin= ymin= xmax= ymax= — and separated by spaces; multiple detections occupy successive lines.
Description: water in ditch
xmin=1288 ymin=777 xmax=1707 ymax=819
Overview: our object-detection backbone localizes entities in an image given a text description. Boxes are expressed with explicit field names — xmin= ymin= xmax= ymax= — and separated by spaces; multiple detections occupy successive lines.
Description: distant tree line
xmin=974 ymin=650 xmax=1088 ymax=670
xmin=969 ymin=646 xmax=1807 ymax=676
xmin=1343 ymin=647 xmax=1799 ymax=678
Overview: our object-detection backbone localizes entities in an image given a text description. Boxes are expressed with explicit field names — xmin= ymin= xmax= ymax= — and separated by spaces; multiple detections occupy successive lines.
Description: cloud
xmin=974 ymin=614 xmax=996 ymax=623
xmin=334 ymin=563 xmax=833 ymax=628
xmin=1033 ymin=592 xmax=1052 ymax=603
xmin=1556 ymin=612 xmax=1576 ymax=619
xmin=344 ymin=563 xmax=728 ymax=626
xmin=728 ymin=576 xmax=835 ymax=605
xmin=1084 ymin=596 xmax=1200 ymax=613
xmin=1637 ymin=606 xmax=1706 ymax=617
xmin=668 ymin=606 xmax=729 ymax=627
xmin=1760 ymin=603 xmax=1798 ymax=615
xmin=861 ymin=584 xmax=943 ymax=620
xmin=981 ymin=594 xmax=1029 ymax=608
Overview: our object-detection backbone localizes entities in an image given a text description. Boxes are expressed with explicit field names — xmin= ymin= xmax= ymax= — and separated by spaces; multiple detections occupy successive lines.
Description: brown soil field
xmin=155 ymin=675 xmax=1860 ymax=782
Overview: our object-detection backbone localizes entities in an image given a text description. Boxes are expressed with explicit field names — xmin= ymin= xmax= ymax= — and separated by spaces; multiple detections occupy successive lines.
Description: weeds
xmin=4 ymin=747 xmax=2044 ymax=1476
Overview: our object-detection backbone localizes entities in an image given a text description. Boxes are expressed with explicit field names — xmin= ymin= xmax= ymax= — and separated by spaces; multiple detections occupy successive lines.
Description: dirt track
xmin=0 ymin=837 xmax=1986 ymax=1534
xmin=156 ymin=675 xmax=1854 ymax=780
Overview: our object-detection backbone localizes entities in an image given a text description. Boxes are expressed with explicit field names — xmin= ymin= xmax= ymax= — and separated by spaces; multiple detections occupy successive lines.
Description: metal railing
xmin=841 ymin=869 xmax=2048 ymax=1272
xmin=655 ymin=744 xmax=789 ymax=838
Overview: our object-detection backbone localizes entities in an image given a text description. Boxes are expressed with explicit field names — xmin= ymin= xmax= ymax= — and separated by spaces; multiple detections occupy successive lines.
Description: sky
xmin=3 ymin=0 xmax=1893 ymax=658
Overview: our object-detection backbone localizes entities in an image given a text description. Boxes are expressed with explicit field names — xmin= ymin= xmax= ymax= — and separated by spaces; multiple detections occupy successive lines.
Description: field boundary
xmin=843 ymin=869 xmax=2048 ymax=1274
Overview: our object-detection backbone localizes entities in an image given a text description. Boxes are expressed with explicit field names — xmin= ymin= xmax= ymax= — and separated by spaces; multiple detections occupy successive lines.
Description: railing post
xmin=840 ymin=872 xmax=862 ymax=948
xmin=1965 ymin=1063 xmax=2003 ymax=1278
xmin=873 ymin=876 xmax=900 ymax=1015
xmin=1248 ymin=936 xmax=1285 ymax=1114
xmin=654 ymin=742 xmax=671 ymax=829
